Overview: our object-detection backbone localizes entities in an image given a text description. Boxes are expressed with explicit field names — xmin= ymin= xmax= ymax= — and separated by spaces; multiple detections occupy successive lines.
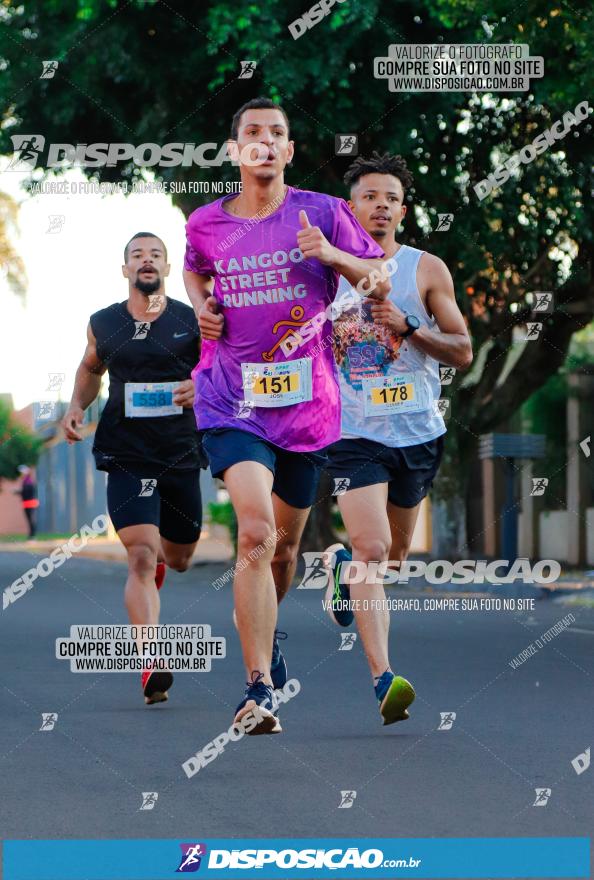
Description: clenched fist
xmin=199 ymin=296 xmax=224 ymax=340
xmin=173 ymin=379 xmax=196 ymax=408
xmin=370 ymin=299 xmax=408 ymax=336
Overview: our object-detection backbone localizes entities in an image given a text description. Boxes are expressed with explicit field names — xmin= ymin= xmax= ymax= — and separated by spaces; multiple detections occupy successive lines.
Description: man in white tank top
xmin=324 ymin=152 xmax=473 ymax=725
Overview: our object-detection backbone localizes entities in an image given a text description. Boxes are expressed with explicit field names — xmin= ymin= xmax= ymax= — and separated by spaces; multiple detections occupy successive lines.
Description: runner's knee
xmin=351 ymin=534 xmax=391 ymax=564
xmin=237 ymin=518 xmax=276 ymax=557
xmin=127 ymin=543 xmax=158 ymax=578
xmin=390 ymin=541 xmax=412 ymax=564
xmin=272 ymin=541 xmax=300 ymax=572
xmin=162 ymin=550 xmax=193 ymax=572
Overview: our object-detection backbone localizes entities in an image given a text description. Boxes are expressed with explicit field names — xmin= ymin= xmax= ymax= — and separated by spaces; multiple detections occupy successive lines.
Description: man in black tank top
xmin=62 ymin=232 xmax=203 ymax=706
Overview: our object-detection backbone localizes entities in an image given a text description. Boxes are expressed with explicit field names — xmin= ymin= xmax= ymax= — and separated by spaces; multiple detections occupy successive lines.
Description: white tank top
xmin=332 ymin=245 xmax=446 ymax=447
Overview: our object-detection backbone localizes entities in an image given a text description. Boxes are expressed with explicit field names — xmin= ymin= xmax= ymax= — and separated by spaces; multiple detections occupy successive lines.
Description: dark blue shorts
xmin=326 ymin=435 xmax=445 ymax=509
xmin=202 ymin=428 xmax=327 ymax=510
xmin=106 ymin=467 xmax=202 ymax=544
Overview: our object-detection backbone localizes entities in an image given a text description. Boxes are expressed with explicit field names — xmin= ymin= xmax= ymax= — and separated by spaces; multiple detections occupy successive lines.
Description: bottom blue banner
xmin=2 ymin=837 xmax=590 ymax=879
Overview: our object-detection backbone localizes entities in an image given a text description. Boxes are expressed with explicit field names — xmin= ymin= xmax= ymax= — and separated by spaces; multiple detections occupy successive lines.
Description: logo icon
xmin=139 ymin=791 xmax=158 ymax=811
xmin=46 ymin=215 xmax=65 ymax=234
xmin=533 ymin=787 xmax=551 ymax=806
xmin=435 ymin=213 xmax=454 ymax=232
xmin=46 ymin=373 xmax=65 ymax=391
xmin=438 ymin=711 xmax=456 ymax=731
xmin=7 ymin=134 xmax=45 ymax=171
xmin=571 ymin=747 xmax=590 ymax=776
xmin=532 ymin=291 xmax=553 ymax=313
xmin=530 ymin=477 xmax=549 ymax=497
xmin=435 ymin=398 xmax=450 ymax=418
xmin=176 ymin=843 xmax=207 ymax=872
xmin=146 ymin=294 xmax=164 ymax=313
xmin=139 ymin=479 xmax=157 ymax=497
xmin=40 ymin=712 xmax=58 ymax=731
xmin=133 ymin=322 xmax=151 ymax=340
xmin=332 ymin=477 xmax=351 ymax=496
xmin=339 ymin=632 xmax=357 ymax=651
xmin=579 ymin=436 xmax=591 ymax=458
xmin=297 ymin=552 xmax=332 ymax=590
xmin=242 ymin=369 xmax=258 ymax=391
xmin=235 ymin=400 xmax=254 ymax=419
xmin=238 ymin=61 xmax=257 ymax=79
xmin=338 ymin=790 xmax=357 ymax=809
xmin=335 ymin=134 xmax=358 ymax=156
xmin=173 ymin=332 xmax=189 ymax=339
xmin=262 ymin=305 xmax=308 ymax=361
xmin=37 ymin=401 xmax=57 ymax=421
xmin=525 ymin=322 xmax=542 ymax=341
xmin=439 ymin=366 xmax=456 ymax=385
xmin=40 ymin=60 xmax=59 ymax=79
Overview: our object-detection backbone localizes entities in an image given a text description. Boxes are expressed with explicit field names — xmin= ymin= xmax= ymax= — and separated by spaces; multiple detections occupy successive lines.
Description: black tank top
xmin=90 ymin=298 xmax=202 ymax=472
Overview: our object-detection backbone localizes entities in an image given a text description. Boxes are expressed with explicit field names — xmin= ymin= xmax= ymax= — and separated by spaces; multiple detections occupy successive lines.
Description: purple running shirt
xmin=185 ymin=186 xmax=383 ymax=451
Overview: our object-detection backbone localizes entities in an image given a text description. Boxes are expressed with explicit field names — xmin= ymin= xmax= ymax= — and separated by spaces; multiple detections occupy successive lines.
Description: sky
xmin=0 ymin=169 xmax=190 ymax=410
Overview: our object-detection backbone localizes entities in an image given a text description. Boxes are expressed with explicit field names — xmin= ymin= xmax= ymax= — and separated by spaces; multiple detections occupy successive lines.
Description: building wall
xmin=0 ymin=478 xmax=31 ymax=535
xmin=36 ymin=435 xmax=107 ymax=534
xmin=536 ymin=508 xmax=594 ymax=567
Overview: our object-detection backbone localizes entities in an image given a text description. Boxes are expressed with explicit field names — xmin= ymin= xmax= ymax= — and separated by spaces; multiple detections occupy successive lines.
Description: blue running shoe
xmin=271 ymin=630 xmax=288 ymax=690
xmin=233 ymin=610 xmax=288 ymax=691
xmin=323 ymin=543 xmax=354 ymax=627
xmin=233 ymin=671 xmax=282 ymax=735
xmin=374 ymin=669 xmax=416 ymax=726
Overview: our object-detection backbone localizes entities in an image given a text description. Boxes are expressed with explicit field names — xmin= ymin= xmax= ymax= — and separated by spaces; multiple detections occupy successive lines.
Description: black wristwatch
xmin=401 ymin=314 xmax=421 ymax=338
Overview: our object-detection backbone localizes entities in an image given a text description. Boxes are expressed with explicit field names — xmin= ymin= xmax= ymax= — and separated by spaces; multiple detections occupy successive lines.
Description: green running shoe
xmin=323 ymin=543 xmax=354 ymax=627
xmin=374 ymin=670 xmax=416 ymax=725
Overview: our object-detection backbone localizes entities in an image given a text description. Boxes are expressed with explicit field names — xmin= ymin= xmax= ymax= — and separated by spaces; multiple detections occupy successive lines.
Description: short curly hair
xmin=344 ymin=151 xmax=414 ymax=196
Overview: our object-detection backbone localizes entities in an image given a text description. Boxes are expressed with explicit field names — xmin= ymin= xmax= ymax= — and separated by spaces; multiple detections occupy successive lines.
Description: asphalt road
xmin=1 ymin=550 xmax=593 ymax=852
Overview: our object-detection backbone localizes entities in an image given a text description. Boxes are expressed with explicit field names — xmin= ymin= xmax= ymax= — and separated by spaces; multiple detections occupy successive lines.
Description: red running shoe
xmin=155 ymin=561 xmax=166 ymax=590
xmin=141 ymin=665 xmax=173 ymax=705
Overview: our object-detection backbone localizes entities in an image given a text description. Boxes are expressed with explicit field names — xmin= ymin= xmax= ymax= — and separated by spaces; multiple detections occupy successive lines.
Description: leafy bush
xmin=208 ymin=500 xmax=238 ymax=551
xmin=0 ymin=400 xmax=43 ymax=480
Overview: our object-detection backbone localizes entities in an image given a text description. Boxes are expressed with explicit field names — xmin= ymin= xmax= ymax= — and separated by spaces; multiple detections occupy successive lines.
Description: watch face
xmin=407 ymin=315 xmax=421 ymax=331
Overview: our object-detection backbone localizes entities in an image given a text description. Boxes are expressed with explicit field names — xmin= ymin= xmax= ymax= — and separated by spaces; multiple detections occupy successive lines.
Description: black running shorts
xmin=326 ymin=435 xmax=444 ymax=509
xmin=106 ymin=467 xmax=202 ymax=544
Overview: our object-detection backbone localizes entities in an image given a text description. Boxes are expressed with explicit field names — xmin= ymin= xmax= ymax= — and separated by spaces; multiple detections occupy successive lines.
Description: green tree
xmin=0 ymin=400 xmax=43 ymax=480
xmin=1 ymin=0 xmax=593 ymax=547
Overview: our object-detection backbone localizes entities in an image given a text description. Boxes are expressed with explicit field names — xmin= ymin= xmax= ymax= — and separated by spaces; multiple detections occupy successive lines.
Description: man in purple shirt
xmin=183 ymin=96 xmax=388 ymax=734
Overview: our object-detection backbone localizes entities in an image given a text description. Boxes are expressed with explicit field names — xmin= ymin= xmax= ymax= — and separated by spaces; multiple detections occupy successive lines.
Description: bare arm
xmin=62 ymin=323 xmax=106 ymax=442
xmin=183 ymin=269 xmax=222 ymax=340
xmin=414 ymin=254 xmax=473 ymax=370
xmin=370 ymin=253 xmax=473 ymax=370
xmin=182 ymin=269 xmax=213 ymax=314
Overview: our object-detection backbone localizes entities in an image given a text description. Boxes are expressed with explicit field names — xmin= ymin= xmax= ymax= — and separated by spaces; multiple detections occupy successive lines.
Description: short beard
xmin=371 ymin=229 xmax=387 ymax=240
xmin=135 ymin=275 xmax=161 ymax=295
